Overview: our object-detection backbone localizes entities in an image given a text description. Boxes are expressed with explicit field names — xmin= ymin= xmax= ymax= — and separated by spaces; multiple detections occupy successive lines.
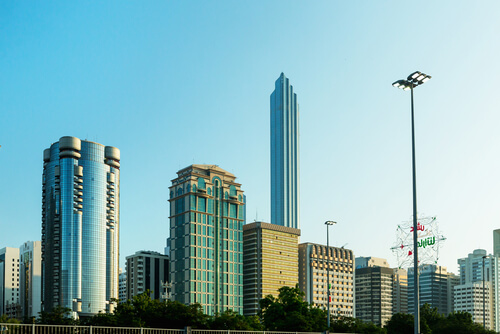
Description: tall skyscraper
xmin=271 ymin=73 xmax=299 ymax=229
xmin=42 ymin=136 xmax=120 ymax=317
xmin=168 ymin=165 xmax=245 ymax=315
xmin=298 ymin=243 xmax=355 ymax=318
xmin=126 ymin=251 xmax=169 ymax=301
xmin=19 ymin=241 xmax=42 ymax=319
xmin=0 ymin=247 xmax=20 ymax=318
xmin=242 ymin=221 xmax=300 ymax=316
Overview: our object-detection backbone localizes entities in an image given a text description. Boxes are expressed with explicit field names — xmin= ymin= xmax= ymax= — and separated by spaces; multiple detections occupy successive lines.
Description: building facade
xmin=19 ymin=241 xmax=42 ymax=319
xmin=119 ymin=270 xmax=126 ymax=303
xmin=354 ymin=257 xmax=408 ymax=327
xmin=355 ymin=266 xmax=394 ymax=326
xmin=408 ymin=264 xmax=458 ymax=316
xmin=298 ymin=243 xmax=354 ymax=318
xmin=270 ymin=73 xmax=299 ymax=229
xmin=168 ymin=165 xmax=245 ymax=315
xmin=0 ymin=247 xmax=20 ymax=318
xmin=126 ymin=251 xmax=169 ymax=301
xmin=454 ymin=282 xmax=492 ymax=329
xmin=392 ymin=268 xmax=408 ymax=315
xmin=242 ymin=221 xmax=300 ymax=316
xmin=494 ymin=229 xmax=500 ymax=257
xmin=455 ymin=249 xmax=499 ymax=331
xmin=42 ymin=136 xmax=120 ymax=317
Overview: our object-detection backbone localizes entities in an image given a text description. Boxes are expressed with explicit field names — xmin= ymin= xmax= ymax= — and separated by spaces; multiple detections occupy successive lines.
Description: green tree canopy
xmin=385 ymin=313 xmax=413 ymax=334
xmin=259 ymin=284 xmax=327 ymax=332
xmin=387 ymin=305 xmax=496 ymax=334
xmin=208 ymin=310 xmax=262 ymax=330
xmin=36 ymin=306 xmax=75 ymax=325
xmin=331 ymin=316 xmax=385 ymax=334
xmin=0 ymin=314 xmax=21 ymax=324
xmin=107 ymin=291 xmax=208 ymax=328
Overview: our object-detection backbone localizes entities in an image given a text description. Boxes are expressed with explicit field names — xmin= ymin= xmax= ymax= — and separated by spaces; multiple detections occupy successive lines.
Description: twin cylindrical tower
xmin=42 ymin=136 xmax=120 ymax=317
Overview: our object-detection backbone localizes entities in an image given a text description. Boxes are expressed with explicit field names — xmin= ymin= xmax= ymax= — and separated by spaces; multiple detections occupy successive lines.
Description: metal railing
xmin=0 ymin=324 xmax=183 ymax=334
xmin=0 ymin=326 xmax=329 ymax=334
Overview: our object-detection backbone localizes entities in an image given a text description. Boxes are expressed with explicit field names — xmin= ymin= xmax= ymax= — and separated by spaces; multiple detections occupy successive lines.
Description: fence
xmin=0 ymin=325 xmax=325 ymax=334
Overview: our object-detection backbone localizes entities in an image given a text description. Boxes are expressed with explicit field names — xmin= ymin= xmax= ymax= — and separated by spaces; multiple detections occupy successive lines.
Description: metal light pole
xmin=393 ymin=71 xmax=431 ymax=334
xmin=483 ymin=255 xmax=488 ymax=329
xmin=325 ymin=220 xmax=337 ymax=329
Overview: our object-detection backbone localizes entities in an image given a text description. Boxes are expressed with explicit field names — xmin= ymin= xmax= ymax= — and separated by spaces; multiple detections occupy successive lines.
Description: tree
xmin=209 ymin=310 xmax=262 ymax=330
xmin=436 ymin=311 xmax=496 ymax=334
xmin=83 ymin=312 xmax=117 ymax=326
xmin=259 ymin=284 xmax=327 ymax=332
xmin=419 ymin=303 xmax=443 ymax=334
xmin=385 ymin=313 xmax=413 ymax=334
xmin=330 ymin=317 xmax=385 ymax=334
xmin=0 ymin=314 xmax=21 ymax=324
xmin=160 ymin=300 xmax=208 ymax=329
xmin=36 ymin=306 xmax=75 ymax=325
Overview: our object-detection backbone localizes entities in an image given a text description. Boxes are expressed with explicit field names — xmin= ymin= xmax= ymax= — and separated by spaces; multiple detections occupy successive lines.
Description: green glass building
xmin=168 ymin=165 xmax=245 ymax=315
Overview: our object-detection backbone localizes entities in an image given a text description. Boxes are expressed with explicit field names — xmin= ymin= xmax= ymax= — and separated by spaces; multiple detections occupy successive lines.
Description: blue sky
xmin=1 ymin=1 xmax=500 ymax=273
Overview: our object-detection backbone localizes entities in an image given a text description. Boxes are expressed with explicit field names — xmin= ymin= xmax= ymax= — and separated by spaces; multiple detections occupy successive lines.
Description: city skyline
xmin=2 ymin=2 xmax=500 ymax=275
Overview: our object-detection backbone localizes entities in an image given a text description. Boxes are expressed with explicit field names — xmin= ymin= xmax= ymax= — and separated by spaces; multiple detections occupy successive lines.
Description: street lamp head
xmin=407 ymin=71 xmax=431 ymax=86
xmin=392 ymin=80 xmax=412 ymax=90
xmin=325 ymin=221 xmax=337 ymax=226
xmin=393 ymin=71 xmax=431 ymax=91
xmin=408 ymin=71 xmax=421 ymax=80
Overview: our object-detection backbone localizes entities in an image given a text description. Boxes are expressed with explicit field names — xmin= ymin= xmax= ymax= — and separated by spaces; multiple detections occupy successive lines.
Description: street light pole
xmin=410 ymin=83 xmax=420 ymax=334
xmin=325 ymin=220 xmax=337 ymax=330
xmin=483 ymin=255 xmax=487 ymax=329
xmin=393 ymin=71 xmax=431 ymax=334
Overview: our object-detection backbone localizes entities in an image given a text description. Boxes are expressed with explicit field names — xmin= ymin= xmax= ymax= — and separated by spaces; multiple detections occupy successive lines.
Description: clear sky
xmin=1 ymin=1 xmax=500 ymax=274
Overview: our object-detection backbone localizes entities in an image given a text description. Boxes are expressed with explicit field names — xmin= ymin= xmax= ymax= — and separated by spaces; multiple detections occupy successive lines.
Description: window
xmin=198 ymin=197 xmax=206 ymax=212
xmin=197 ymin=178 xmax=206 ymax=190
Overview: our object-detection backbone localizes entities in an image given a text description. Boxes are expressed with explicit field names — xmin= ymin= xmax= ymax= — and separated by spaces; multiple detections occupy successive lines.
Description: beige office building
xmin=299 ymin=243 xmax=354 ymax=318
xmin=354 ymin=257 xmax=408 ymax=326
xmin=243 ymin=222 xmax=300 ymax=316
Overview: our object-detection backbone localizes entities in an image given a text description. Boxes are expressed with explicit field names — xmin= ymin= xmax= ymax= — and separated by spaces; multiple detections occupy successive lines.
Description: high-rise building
xmin=354 ymin=257 xmax=407 ymax=327
xmin=455 ymin=249 xmax=499 ymax=331
xmin=355 ymin=266 xmax=394 ymax=326
xmin=118 ymin=270 xmax=126 ymax=303
xmin=168 ymin=165 xmax=245 ymax=315
xmin=242 ymin=221 xmax=300 ymax=316
xmin=408 ymin=264 xmax=458 ymax=316
xmin=298 ymin=243 xmax=354 ymax=318
xmin=494 ymin=229 xmax=500 ymax=257
xmin=0 ymin=247 xmax=20 ymax=318
xmin=126 ymin=251 xmax=169 ymax=301
xmin=392 ymin=268 xmax=408 ymax=315
xmin=42 ymin=136 xmax=120 ymax=317
xmin=270 ymin=73 xmax=299 ymax=229
xmin=454 ymin=282 xmax=492 ymax=329
xmin=19 ymin=241 xmax=42 ymax=319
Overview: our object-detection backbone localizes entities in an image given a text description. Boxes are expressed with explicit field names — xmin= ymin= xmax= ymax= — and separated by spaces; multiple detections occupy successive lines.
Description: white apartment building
xmin=454 ymin=282 xmax=492 ymax=329
xmin=0 ymin=247 xmax=20 ymax=318
xmin=455 ymin=249 xmax=499 ymax=331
